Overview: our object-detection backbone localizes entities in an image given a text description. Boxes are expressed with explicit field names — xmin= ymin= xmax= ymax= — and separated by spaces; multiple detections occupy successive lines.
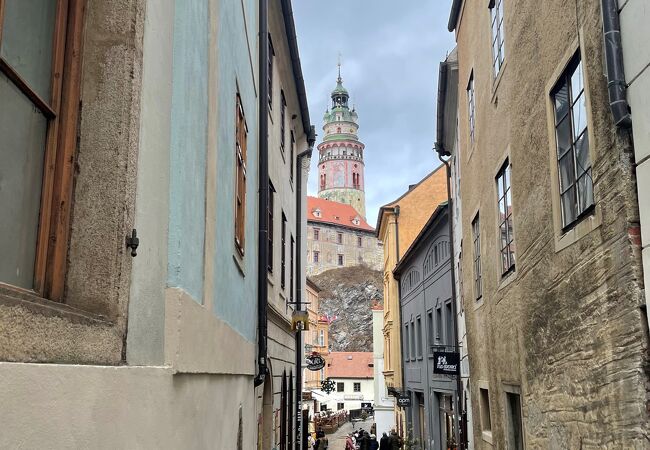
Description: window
xmin=410 ymin=320 xmax=416 ymax=361
xmin=404 ymin=324 xmax=410 ymax=361
xmin=552 ymin=54 xmax=593 ymax=228
xmin=268 ymin=182 xmax=275 ymax=273
xmin=436 ymin=307 xmax=442 ymax=342
xmin=427 ymin=311 xmax=434 ymax=355
xmin=320 ymin=404 xmax=327 ymax=412
xmin=445 ymin=302 xmax=453 ymax=346
xmin=353 ymin=383 xmax=361 ymax=392
xmin=480 ymin=388 xmax=492 ymax=432
xmin=337 ymin=254 xmax=344 ymax=266
xmin=357 ymin=236 xmax=362 ymax=247
xmin=268 ymin=34 xmax=274 ymax=108
xmin=490 ymin=0 xmax=506 ymax=76
xmin=281 ymin=212 xmax=286 ymax=289
xmin=313 ymin=228 xmax=320 ymax=241
xmin=234 ymin=93 xmax=248 ymax=256
xmin=337 ymin=403 xmax=345 ymax=411
xmin=319 ymin=367 xmax=324 ymax=381
xmin=313 ymin=251 xmax=320 ymax=264
xmin=337 ymin=233 xmax=343 ymax=244
xmin=467 ymin=72 xmax=475 ymax=144
xmin=280 ymin=90 xmax=286 ymax=154
xmin=320 ymin=174 xmax=326 ymax=190
xmin=472 ymin=214 xmax=483 ymax=299
xmin=290 ymin=235 xmax=294 ymax=302
xmin=506 ymin=392 xmax=524 ymax=450
xmin=0 ymin=0 xmax=83 ymax=297
xmin=290 ymin=131 xmax=295 ymax=183
xmin=416 ymin=316 xmax=422 ymax=358
xmin=496 ymin=161 xmax=515 ymax=275
xmin=337 ymin=382 xmax=344 ymax=392
xmin=319 ymin=329 xmax=324 ymax=346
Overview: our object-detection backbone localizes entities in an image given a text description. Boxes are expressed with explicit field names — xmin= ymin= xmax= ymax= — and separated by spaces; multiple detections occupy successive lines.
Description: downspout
xmin=393 ymin=205 xmax=405 ymax=436
xmin=255 ymin=0 xmax=269 ymax=388
xmin=601 ymin=0 xmax=632 ymax=128
xmin=435 ymin=59 xmax=466 ymax=449
xmin=294 ymin=125 xmax=316 ymax=450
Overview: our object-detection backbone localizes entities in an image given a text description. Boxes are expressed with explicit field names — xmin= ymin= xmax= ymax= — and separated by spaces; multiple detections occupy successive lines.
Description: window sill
xmin=491 ymin=60 xmax=508 ymax=104
xmin=555 ymin=205 xmax=602 ymax=253
xmin=497 ymin=267 xmax=517 ymax=294
xmin=473 ymin=296 xmax=485 ymax=311
xmin=482 ymin=430 xmax=493 ymax=445
xmin=232 ymin=253 xmax=246 ymax=278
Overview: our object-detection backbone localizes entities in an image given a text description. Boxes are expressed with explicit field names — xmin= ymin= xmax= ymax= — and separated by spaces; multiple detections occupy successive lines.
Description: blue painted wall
xmin=212 ymin=0 xmax=259 ymax=342
xmin=167 ymin=0 xmax=209 ymax=302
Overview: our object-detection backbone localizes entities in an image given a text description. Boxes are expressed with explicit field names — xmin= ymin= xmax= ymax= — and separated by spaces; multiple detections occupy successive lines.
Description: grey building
xmin=394 ymin=203 xmax=458 ymax=450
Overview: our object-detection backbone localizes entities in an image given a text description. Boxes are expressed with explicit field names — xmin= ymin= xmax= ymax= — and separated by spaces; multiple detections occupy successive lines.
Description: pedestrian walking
xmin=317 ymin=435 xmax=329 ymax=450
xmin=359 ymin=431 xmax=371 ymax=450
xmin=369 ymin=434 xmax=379 ymax=450
xmin=388 ymin=430 xmax=403 ymax=449
xmin=345 ymin=434 xmax=356 ymax=450
xmin=379 ymin=432 xmax=390 ymax=450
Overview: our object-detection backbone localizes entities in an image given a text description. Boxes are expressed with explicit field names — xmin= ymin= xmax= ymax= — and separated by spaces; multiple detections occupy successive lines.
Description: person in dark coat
xmin=359 ymin=431 xmax=371 ymax=450
xmin=379 ymin=432 xmax=390 ymax=450
xmin=388 ymin=430 xmax=403 ymax=449
xmin=369 ymin=434 xmax=379 ymax=450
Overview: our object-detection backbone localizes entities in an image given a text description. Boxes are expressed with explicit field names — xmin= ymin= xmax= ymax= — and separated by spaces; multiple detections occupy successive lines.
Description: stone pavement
xmin=324 ymin=418 xmax=374 ymax=450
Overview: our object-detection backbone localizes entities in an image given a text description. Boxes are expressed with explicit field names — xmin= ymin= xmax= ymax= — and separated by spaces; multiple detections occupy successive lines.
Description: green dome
xmin=332 ymin=80 xmax=348 ymax=96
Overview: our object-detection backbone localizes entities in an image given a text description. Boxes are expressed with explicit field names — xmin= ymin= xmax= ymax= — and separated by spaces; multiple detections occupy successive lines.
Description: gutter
xmin=601 ymin=0 xmax=632 ymax=128
xmin=435 ymin=61 xmax=450 ymax=157
xmin=294 ymin=125 xmax=316 ymax=450
xmin=255 ymin=0 xmax=270 ymax=388
xmin=448 ymin=0 xmax=463 ymax=32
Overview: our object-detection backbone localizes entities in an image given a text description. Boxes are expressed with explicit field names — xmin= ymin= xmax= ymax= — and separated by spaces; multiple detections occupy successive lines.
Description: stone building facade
xmin=306 ymin=196 xmax=383 ymax=276
xmin=448 ymin=0 xmax=650 ymax=448
xmin=317 ymin=71 xmax=367 ymax=219
xmin=375 ymin=167 xmax=449 ymax=436
xmin=0 ymin=1 xmax=312 ymax=449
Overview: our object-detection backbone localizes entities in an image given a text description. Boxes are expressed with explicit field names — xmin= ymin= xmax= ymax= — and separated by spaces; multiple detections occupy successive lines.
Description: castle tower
xmin=317 ymin=68 xmax=366 ymax=219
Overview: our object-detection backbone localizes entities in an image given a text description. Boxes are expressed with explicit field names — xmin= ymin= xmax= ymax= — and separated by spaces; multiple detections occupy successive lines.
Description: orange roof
xmin=307 ymin=197 xmax=374 ymax=232
xmin=326 ymin=352 xmax=374 ymax=379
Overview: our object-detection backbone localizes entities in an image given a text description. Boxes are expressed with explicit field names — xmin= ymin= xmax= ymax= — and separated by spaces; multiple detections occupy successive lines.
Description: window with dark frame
xmin=337 ymin=254 xmax=344 ymax=266
xmin=337 ymin=232 xmax=343 ymax=244
xmin=337 ymin=402 xmax=345 ymax=411
xmin=313 ymin=251 xmax=319 ymax=263
xmin=281 ymin=212 xmax=286 ymax=289
xmin=410 ymin=320 xmax=416 ymax=361
xmin=490 ymin=0 xmax=506 ymax=76
xmin=445 ymin=302 xmax=453 ymax=346
xmin=427 ymin=311 xmax=434 ymax=355
xmin=290 ymin=235 xmax=294 ymax=302
xmin=404 ymin=324 xmax=410 ymax=361
xmin=268 ymin=181 xmax=275 ymax=273
xmin=353 ymin=382 xmax=361 ymax=392
xmin=480 ymin=388 xmax=492 ymax=432
xmin=0 ymin=0 xmax=84 ymax=298
xmin=506 ymin=392 xmax=524 ymax=450
xmin=268 ymin=34 xmax=274 ymax=108
xmin=280 ymin=90 xmax=286 ymax=155
xmin=357 ymin=236 xmax=362 ymax=247
xmin=416 ymin=316 xmax=422 ymax=358
xmin=337 ymin=382 xmax=344 ymax=392
xmin=313 ymin=228 xmax=320 ymax=241
xmin=290 ymin=131 xmax=295 ymax=183
xmin=235 ymin=93 xmax=248 ymax=256
xmin=467 ymin=72 xmax=475 ymax=144
xmin=552 ymin=53 xmax=593 ymax=229
xmin=472 ymin=214 xmax=483 ymax=299
xmin=496 ymin=161 xmax=515 ymax=275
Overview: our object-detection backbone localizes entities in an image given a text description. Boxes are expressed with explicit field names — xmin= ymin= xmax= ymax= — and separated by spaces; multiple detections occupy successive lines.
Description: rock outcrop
xmin=312 ymin=265 xmax=383 ymax=352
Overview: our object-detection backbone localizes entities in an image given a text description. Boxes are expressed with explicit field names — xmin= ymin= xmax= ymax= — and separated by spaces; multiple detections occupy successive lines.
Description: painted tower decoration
xmin=317 ymin=67 xmax=366 ymax=219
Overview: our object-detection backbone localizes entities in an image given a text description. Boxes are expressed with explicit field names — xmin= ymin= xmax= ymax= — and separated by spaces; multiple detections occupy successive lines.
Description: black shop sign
xmin=433 ymin=351 xmax=460 ymax=375
xmin=396 ymin=396 xmax=411 ymax=408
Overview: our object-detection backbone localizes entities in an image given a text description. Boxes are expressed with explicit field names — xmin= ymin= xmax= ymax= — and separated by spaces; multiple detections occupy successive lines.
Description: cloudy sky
xmin=294 ymin=0 xmax=455 ymax=225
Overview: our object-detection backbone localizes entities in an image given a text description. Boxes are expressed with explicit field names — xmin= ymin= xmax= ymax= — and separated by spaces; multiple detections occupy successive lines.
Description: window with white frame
xmin=490 ymin=0 xmax=505 ymax=76
xmin=552 ymin=53 xmax=593 ymax=228
xmin=496 ymin=160 xmax=515 ymax=275
xmin=467 ymin=72 xmax=475 ymax=144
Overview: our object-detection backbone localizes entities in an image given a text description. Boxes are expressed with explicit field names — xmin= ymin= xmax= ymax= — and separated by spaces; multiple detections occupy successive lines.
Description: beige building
xmin=304 ymin=278 xmax=329 ymax=390
xmin=448 ymin=0 xmax=650 ymax=448
xmin=375 ymin=167 xmax=449 ymax=435
xmin=306 ymin=196 xmax=383 ymax=276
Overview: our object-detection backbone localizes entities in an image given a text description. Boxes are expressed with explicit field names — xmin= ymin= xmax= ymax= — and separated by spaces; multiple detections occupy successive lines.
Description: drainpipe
xmin=601 ymin=0 xmax=632 ymax=128
xmin=255 ymin=0 xmax=269 ymax=388
xmin=392 ymin=205 xmax=406 ymax=436
xmin=294 ymin=125 xmax=316 ymax=450
xmin=435 ymin=59 xmax=466 ymax=450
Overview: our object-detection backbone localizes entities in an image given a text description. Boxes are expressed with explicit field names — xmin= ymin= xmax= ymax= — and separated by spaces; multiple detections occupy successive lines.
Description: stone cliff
xmin=312 ymin=265 xmax=383 ymax=352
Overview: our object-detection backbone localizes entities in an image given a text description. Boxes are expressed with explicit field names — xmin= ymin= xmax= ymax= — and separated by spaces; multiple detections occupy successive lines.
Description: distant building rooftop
xmin=326 ymin=352 xmax=374 ymax=379
xmin=307 ymin=196 xmax=374 ymax=232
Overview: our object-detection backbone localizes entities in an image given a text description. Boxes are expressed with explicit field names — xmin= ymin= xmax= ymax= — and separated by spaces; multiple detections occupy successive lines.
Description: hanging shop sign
xmin=306 ymin=354 xmax=326 ymax=371
xmin=321 ymin=378 xmax=336 ymax=394
xmin=396 ymin=395 xmax=411 ymax=408
xmin=433 ymin=351 xmax=460 ymax=375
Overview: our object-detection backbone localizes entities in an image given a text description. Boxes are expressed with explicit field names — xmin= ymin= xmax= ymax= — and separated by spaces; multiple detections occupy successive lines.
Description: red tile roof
xmin=307 ymin=197 xmax=374 ymax=232
xmin=326 ymin=352 xmax=374 ymax=379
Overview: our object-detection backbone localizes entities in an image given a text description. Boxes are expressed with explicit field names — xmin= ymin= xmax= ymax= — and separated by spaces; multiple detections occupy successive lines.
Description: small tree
xmin=403 ymin=428 xmax=421 ymax=450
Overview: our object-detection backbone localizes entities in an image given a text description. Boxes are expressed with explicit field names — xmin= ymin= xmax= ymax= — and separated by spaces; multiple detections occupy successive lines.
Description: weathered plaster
xmin=167 ymin=0 xmax=209 ymax=303
xmin=0 ymin=362 xmax=256 ymax=450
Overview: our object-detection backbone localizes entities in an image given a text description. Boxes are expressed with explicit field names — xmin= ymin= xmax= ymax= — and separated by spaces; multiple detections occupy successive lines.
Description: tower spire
xmin=337 ymin=52 xmax=342 ymax=83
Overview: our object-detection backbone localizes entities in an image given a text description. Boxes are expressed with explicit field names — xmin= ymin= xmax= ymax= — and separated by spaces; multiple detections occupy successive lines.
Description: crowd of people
xmin=344 ymin=429 xmax=403 ymax=450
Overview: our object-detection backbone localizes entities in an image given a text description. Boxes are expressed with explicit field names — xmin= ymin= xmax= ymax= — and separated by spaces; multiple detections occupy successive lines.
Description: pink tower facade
xmin=317 ymin=72 xmax=367 ymax=219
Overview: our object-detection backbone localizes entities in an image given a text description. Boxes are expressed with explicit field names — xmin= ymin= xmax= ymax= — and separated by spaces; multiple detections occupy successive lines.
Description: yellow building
xmin=303 ymin=278 xmax=329 ymax=390
xmin=375 ymin=166 xmax=448 ymax=435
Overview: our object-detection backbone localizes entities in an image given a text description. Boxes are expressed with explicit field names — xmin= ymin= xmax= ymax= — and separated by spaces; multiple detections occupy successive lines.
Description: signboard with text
xmin=396 ymin=396 xmax=411 ymax=408
xmin=433 ymin=351 xmax=460 ymax=375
